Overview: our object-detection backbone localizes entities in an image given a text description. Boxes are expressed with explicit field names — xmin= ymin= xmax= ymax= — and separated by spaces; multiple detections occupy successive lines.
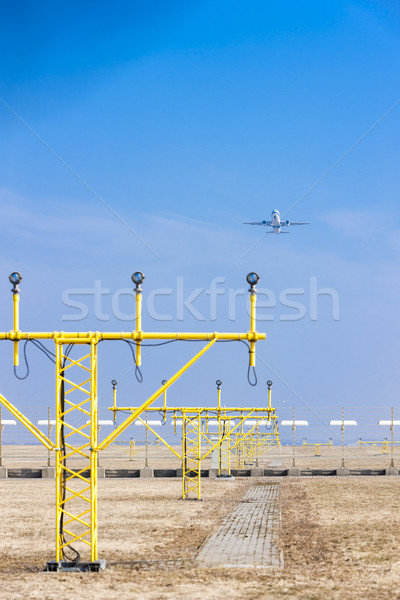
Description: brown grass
xmin=1 ymin=477 xmax=400 ymax=599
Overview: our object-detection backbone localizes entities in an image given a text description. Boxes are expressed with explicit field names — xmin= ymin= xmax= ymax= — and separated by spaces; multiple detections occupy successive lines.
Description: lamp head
xmin=216 ymin=379 xmax=222 ymax=389
xmin=131 ymin=271 xmax=145 ymax=288
xmin=111 ymin=379 xmax=118 ymax=388
xmin=162 ymin=379 xmax=167 ymax=385
xmin=9 ymin=272 xmax=22 ymax=291
xmin=267 ymin=380 xmax=273 ymax=389
xmin=246 ymin=272 xmax=260 ymax=289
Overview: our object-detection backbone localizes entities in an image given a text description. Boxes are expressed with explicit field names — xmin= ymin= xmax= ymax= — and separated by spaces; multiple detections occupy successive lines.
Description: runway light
xmin=37 ymin=420 xmax=56 ymax=426
xmin=267 ymin=380 xmax=273 ymax=388
xmin=330 ymin=420 xmax=357 ymax=426
xmin=131 ymin=271 xmax=145 ymax=287
xmin=9 ymin=272 xmax=22 ymax=292
xmin=216 ymin=379 xmax=222 ymax=389
xmin=1 ymin=420 xmax=16 ymax=425
xmin=9 ymin=272 xmax=22 ymax=285
xmin=379 ymin=420 xmax=400 ymax=426
xmin=111 ymin=379 xmax=118 ymax=389
xmin=162 ymin=380 xmax=167 ymax=385
xmin=246 ymin=272 xmax=260 ymax=287
xmin=280 ymin=420 xmax=309 ymax=426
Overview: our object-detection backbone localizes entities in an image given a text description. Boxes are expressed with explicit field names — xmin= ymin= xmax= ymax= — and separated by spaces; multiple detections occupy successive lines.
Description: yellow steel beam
xmin=13 ymin=292 xmax=19 ymax=366
xmin=135 ymin=288 xmax=142 ymax=367
xmin=111 ymin=406 xmax=272 ymax=413
xmin=98 ymin=339 xmax=217 ymax=451
xmin=0 ymin=331 xmax=265 ymax=341
xmin=0 ymin=393 xmax=55 ymax=449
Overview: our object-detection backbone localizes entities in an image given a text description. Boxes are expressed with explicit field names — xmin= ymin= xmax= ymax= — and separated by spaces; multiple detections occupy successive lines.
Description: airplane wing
xmin=243 ymin=221 xmax=272 ymax=226
xmin=288 ymin=222 xmax=310 ymax=226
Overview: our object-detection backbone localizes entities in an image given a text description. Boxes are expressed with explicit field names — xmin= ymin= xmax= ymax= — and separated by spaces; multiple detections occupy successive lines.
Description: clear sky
xmin=1 ymin=1 xmax=400 ymax=444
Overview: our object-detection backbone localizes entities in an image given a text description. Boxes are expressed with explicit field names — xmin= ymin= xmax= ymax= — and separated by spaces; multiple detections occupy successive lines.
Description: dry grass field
xmin=1 ymin=476 xmax=400 ymax=599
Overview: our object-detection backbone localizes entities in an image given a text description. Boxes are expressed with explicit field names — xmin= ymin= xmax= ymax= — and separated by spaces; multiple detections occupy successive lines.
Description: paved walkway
xmin=197 ymin=482 xmax=283 ymax=568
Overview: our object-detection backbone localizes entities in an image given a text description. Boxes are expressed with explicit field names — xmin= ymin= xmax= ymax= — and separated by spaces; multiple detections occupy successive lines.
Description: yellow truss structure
xmin=357 ymin=438 xmax=399 ymax=454
xmin=0 ymin=271 xmax=264 ymax=570
xmin=111 ymin=382 xmax=280 ymax=497
xmin=182 ymin=412 xmax=202 ymax=499
xmin=302 ymin=438 xmax=333 ymax=456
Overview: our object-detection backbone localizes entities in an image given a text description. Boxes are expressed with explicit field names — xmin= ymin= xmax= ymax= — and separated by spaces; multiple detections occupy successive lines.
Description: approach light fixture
xmin=111 ymin=379 xmax=118 ymax=389
xmin=131 ymin=271 xmax=145 ymax=288
xmin=267 ymin=380 xmax=273 ymax=388
xmin=246 ymin=272 xmax=260 ymax=288
xmin=9 ymin=272 xmax=22 ymax=291
xmin=216 ymin=379 xmax=222 ymax=389
xmin=162 ymin=380 xmax=167 ymax=386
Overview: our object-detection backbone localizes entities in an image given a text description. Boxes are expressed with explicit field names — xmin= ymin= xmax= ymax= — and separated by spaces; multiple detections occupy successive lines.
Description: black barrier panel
xmin=105 ymin=469 xmax=140 ymax=478
xmin=154 ymin=469 xmax=178 ymax=478
xmin=8 ymin=468 xmax=42 ymax=478
xmin=231 ymin=469 xmax=251 ymax=477
xmin=348 ymin=469 xmax=386 ymax=476
xmin=300 ymin=470 xmax=337 ymax=476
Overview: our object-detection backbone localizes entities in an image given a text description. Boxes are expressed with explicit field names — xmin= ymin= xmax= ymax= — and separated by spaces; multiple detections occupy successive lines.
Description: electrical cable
xmin=122 ymin=341 xmax=143 ymax=382
xmin=118 ymin=338 xmax=257 ymax=386
xmin=13 ymin=339 xmax=56 ymax=379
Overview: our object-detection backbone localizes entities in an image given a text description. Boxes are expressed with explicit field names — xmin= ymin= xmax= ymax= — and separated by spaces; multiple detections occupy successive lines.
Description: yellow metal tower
xmin=0 ymin=271 xmax=265 ymax=571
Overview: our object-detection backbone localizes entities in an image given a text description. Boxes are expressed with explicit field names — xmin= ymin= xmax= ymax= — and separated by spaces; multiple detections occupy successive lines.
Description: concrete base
xmin=209 ymin=468 xmax=218 ymax=479
xmin=41 ymin=467 xmax=55 ymax=479
xmin=140 ymin=467 xmax=154 ymax=478
xmin=0 ymin=467 xmax=7 ymax=479
xmin=97 ymin=467 xmax=105 ymax=479
xmin=218 ymin=469 xmax=230 ymax=477
xmin=45 ymin=559 xmax=106 ymax=572
xmin=336 ymin=467 xmax=350 ymax=476
xmin=287 ymin=468 xmax=300 ymax=477
xmin=250 ymin=468 xmax=264 ymax=478
xmin=385 ymin=467 xmax=399 ymax=476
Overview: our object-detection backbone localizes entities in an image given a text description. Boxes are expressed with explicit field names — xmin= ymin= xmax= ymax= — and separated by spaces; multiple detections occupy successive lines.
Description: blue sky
xmin=1 ymin=1 xmax=400 ymax=444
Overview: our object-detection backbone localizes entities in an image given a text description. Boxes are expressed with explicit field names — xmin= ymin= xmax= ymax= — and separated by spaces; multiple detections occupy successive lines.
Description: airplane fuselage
xmin=271 ymin=209 xmax=282 ymax=234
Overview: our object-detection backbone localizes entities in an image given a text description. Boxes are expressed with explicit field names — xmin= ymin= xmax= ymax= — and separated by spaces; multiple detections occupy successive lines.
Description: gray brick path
xmin=197 ymin=482 xmax=283 ymax=567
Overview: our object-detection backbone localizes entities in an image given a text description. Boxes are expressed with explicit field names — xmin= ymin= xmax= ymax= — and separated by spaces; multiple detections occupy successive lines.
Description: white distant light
xmin=135 ymin=420 xmax=162 ymax=426
xmin=330 ymin=420 xmax=357 ymax=426
xmin=243 ymin=420 xmax=268 ymax=426
xmin=38 ymin=420 xmax=56 ymax=426
xmin=1 ymin=420 xmax=16 ymax=425
xmin=171 ymin=420 xmax=183 ymax=426
xmin=85 ymin=420 xmax=114 ymax=426
xmin=280 ymin=420 xmax=309 ymax=426
xmin=379 ymin=420 xmax=400 ymax=426
xmin=207 ymin=420 xmax=236 ymax=427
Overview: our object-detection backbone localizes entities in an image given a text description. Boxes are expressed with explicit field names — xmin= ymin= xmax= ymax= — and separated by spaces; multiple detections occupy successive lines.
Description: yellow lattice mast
xmin=0 ymin=270 xmax=265 ymax=571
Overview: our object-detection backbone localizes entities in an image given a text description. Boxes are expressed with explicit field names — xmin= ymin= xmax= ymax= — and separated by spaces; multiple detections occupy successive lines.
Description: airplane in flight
xmin=244 ymin=209 xmax=309 ymax=234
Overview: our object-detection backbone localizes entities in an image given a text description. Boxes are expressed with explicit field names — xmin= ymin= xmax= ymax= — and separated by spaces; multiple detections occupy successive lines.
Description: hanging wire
xmin=119 ymin=338 xmax=257 ymax=386
xmin=13 ymin=339 xmax=56 ymax=379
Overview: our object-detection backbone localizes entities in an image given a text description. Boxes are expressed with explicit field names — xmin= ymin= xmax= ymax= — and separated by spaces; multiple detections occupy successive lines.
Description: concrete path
xmin=197 ymin=482 xmax=283 ymax=568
